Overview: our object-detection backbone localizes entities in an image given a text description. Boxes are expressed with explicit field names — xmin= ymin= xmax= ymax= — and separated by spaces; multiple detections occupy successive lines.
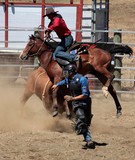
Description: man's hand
xmin=45 ymin=34 xmax=50 ymax=39
xmin=51 ymin=84 xmax=58 ymax=91
xmin=45 ymin=30 xmax=50 ymax=39
xmin=64 ymin=95 xmax=74 ymax=102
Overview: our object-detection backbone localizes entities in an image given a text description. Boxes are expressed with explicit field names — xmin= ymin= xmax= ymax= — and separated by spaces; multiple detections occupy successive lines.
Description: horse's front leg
xmin=20 ymin=88 xmax=34 ymax=117
xmin=64 ymin=100 xmax=72 ymax=119
xmin=52 ymin=87 xmax=59 ymax=117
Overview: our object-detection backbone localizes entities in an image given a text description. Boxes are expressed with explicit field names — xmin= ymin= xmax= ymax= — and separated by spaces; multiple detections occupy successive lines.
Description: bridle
xmin=26 ymin=37 xmax=47 ymax=58
xmin=21 ymin=35 xmax=54 ymax=69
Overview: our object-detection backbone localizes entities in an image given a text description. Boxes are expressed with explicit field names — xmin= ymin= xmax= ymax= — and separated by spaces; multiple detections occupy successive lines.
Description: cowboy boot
xmin=86 ymin=140 xmax=95 ymax=149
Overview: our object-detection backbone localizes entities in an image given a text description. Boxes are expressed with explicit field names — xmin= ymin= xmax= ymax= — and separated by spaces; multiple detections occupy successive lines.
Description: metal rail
xmin=88 ymin=77 xmax=135 ymax=82
xmin=1 ymin=27 xmax=135 ymax=46
xmin=1 ymin=27 xmax=135 ymax=33
xmin=115 ymin=66 xmax=135 ymax=70
xmin=90 ymin=90 xmax=135 ymax=94
xmin=0 ymin=49 xmax=134 ymax=94
xmin=0 ymin=64 xmax=38 ymax=67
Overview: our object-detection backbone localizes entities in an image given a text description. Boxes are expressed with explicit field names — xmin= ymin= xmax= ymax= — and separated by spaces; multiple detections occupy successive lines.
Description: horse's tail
xmin=109 ymin=45 xmax=133 ymax=56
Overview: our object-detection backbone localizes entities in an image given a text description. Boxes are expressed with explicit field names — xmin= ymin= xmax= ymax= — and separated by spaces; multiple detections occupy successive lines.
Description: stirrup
xmin=75 ymin=55 xmax=81 ymax=69
xmin=73 ymin=55 xmax=80 ymax=62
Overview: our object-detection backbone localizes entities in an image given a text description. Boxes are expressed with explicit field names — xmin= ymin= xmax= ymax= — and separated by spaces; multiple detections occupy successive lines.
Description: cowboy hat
xmin=43 ymin=7 xmax=58 ymax=17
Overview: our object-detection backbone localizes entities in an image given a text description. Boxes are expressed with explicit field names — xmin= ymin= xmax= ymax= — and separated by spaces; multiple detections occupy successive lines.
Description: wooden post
xmin=113 ymin=29 xmax=122 ymax=95
xmin=75 ymin=0 xmax=83 ymax=41
xmin=5 ymin=0 xmax=9 ymax=47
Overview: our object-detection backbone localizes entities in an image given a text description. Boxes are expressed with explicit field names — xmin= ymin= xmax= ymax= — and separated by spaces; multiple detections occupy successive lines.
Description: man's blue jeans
xmin=53 ymin=35 xmax=75 ymax=61
xmin=83 ymin=130 xmax=92 ymax=142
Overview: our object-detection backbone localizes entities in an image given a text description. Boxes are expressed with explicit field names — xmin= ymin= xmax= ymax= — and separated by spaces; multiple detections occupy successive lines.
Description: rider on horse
xmin=52 ymin=64 xmax=95 ymax=149
xmin=43 ymin=7 xmax=79 ymax=62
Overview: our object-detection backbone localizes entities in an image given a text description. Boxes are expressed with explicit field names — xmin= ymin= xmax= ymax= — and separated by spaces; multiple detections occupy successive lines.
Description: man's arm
xmin=64 ymin=76 xmax=90 ymax=102
xmin=51 ymin=79 xmax=67 ymax=90
xmin=64 ymin=94 xmax=88 ymax=102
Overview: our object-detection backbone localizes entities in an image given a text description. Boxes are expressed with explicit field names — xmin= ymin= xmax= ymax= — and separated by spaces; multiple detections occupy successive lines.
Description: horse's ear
xmin=31 ymin=34 xmax=35 ymax=40
xmin=29 ymin=34 xmax=32 ymax=39
xmin=29 ymin=34 xmax=35 ymax=40
xmin=34 ymin=30 xmax=41 ymax=38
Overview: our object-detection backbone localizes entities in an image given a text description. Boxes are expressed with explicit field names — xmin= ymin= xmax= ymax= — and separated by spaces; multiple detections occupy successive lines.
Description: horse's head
xmin=19 ymin=34 xmax=45 ymax=60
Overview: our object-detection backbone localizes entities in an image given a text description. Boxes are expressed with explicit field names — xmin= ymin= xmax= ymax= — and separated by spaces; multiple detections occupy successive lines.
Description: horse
xmin=20 ymin=66 xmax=72 ymax=118
xmin=19 ymin=34 xmax=133 ymax=117
xmin=131 ymin=46 xmax=135 ymax=62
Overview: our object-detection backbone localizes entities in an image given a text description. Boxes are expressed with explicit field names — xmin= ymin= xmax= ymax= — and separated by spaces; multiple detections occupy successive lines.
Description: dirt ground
xmin=0 ymin=79 xmax=135 ymax=160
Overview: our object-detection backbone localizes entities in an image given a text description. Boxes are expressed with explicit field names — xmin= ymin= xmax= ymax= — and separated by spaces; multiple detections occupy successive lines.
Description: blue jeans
xmin=53 ymin=35 xmax=75 ymax=61
xmin=83 ymin=130 xmax=92 ymax=142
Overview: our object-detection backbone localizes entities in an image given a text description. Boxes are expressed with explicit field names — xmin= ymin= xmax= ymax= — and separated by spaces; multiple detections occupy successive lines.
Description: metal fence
xmin=0 ymin=27 xmax=135 ymax=94
xmin=0 ymin=50 xmax=135 ymax=94
xmin=1 ymin=27 xmax=135 ymax=48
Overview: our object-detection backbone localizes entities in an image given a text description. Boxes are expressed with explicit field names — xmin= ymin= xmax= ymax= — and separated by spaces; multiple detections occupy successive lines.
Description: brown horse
xmin=20 ymin=66 xmax=72 ymax=117
xmin=19 ymin=34 xmax=133 ymax=117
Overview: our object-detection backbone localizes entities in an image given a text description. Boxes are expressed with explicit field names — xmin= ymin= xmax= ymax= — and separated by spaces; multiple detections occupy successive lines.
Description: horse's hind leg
xmin=94 ymin=65 xmax=114 ymax=86
xmin=94 ymin=65 xmax=114 ymax=97
xmin=95 ymin=72 xmax=122 ymax=117
xmin=108 ymin=85 xmax=122 ymax=117
xmin=52 ymin=88 xmax=59 ymax=117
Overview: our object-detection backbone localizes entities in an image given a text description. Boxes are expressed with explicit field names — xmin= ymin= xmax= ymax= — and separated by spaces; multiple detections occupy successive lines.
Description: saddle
xmin=56 ymin=42 xmax=90 ymax=69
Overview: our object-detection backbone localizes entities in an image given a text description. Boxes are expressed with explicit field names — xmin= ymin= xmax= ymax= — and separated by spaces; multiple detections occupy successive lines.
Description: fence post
xmin=113 ymin=30 xmax=122 ymax=95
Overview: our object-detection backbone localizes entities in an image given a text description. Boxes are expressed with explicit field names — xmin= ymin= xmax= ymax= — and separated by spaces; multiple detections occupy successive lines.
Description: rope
xmin=34 ymin=71 xmax=45 ymax=93
xmin=33 ymin=70 xmax=52 ymax=107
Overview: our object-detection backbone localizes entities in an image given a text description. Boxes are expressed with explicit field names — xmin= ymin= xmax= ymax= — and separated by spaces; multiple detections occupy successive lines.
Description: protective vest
xmin=69 ymin=74 xmax=82 ymax=97
xmin=69 ymin=74 xmax=89 ymax=111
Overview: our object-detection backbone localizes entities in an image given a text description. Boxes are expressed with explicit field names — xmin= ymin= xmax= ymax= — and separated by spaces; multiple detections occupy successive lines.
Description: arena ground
xmin=0 ymin=80 xmax=135 ymax=160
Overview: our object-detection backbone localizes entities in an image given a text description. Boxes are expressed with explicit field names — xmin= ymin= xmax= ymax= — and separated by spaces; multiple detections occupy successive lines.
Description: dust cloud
xmin=0 ymin=79 xmax=72 ymax=133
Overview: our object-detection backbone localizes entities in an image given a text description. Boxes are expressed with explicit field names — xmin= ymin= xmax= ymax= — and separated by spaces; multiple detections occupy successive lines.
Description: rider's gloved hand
xmin=45 ymin=30 xmax=51 ymax=39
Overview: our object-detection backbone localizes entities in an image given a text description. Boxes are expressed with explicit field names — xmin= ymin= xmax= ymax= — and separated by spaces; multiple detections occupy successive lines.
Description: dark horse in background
xmin=19 ymin=34 xmax=133 ymax=117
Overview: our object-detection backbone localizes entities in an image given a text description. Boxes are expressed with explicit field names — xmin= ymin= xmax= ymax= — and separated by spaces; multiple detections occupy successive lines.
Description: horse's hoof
xmin=116 ymin=110 xmax=122 ymax=118
xmin=52 ymin=110 xmax=58 ymax=117
xmin=104 ymin=92 xmax=109 ymax=98
xmin=102 ymin=86 xmax=109 ymax=98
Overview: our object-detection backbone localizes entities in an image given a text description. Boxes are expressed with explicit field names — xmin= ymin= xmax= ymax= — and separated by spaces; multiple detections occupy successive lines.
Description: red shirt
xmin=47 ymin=14 xmax=71 ymax=39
